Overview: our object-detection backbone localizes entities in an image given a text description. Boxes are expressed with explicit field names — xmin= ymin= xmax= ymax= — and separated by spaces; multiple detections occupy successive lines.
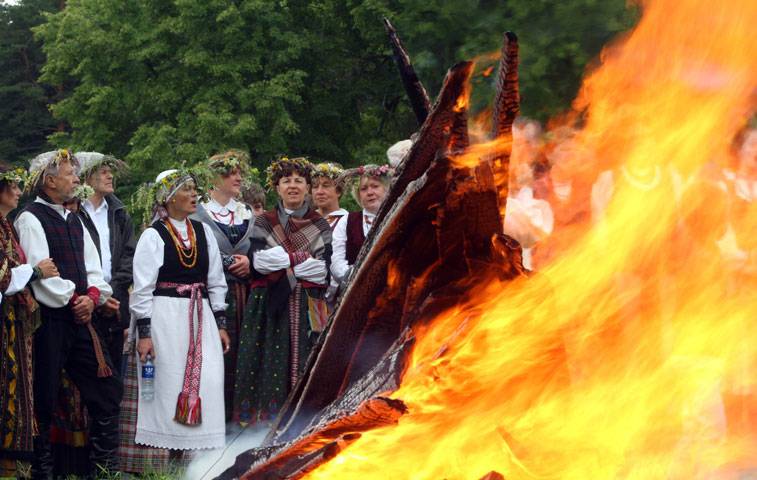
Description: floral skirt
xmin=0 ymin=305 xmax=36 ymax=462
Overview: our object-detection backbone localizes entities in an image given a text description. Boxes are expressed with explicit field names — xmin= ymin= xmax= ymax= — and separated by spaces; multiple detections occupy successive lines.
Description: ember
xmin=221 ymin=0 xmax=756 ymax=478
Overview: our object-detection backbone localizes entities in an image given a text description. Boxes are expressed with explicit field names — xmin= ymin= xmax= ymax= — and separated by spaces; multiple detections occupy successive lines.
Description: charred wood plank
xmin=491 ymin=31 xmax=520 ymax=140
xmin=384 ymin=17 xmax=431 ymax=125
xmin=223 ymin=396 xmax=407 ymax=480
xmin=373 ymin=61 xmax=475 ymax=232
xmin=488 ymin=31 xmax=520 ymax=215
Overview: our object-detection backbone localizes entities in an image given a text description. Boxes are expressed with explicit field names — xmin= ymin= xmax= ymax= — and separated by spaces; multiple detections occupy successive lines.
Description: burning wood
xmin=217 ymin=30 xmax=526 ymax=480
xmin=489 ymin=31 xmax=520 ymax=208
xmin=384 ymin=17 xmax=431 ymax=125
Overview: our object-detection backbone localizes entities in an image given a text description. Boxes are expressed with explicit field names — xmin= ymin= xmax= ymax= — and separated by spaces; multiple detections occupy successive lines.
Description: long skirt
xmin=232 ymin=285 xmax=319 ymax=425
xmin=224 ymin=281 xmax=249 ymax=421
xmin=117 ymin=336 xmax=170 ymax=474
xmin=0 ymin=305 xmax=36 ymax=463
xmin=134 ymin=295 xmax=225 ymax=450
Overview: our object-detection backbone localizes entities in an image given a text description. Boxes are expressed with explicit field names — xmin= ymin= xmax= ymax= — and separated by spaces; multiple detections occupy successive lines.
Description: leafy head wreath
xmin=24 ymin=149 xmax=80 ymax=195
xmin=208 ymin=149 xmax=251 ymax=176
xmin=131 ymin=164 xmax=212 ymax=228
xmin=338 ymin=163 xmax=395 ymax=206
xmin=207 ymin=149 xmax=261 ymax=191
xmin=73 ymin=151 xmax=128 ymax=202
xmin=312 ymin=162 xmax=344 ymax=181
xmin=0 ymin=166 xmax=29 ymax=187
xmin=264 ymin=155 xmax=314 ymax=191
xmin=76 ymin=152 xmax=129 ymax=181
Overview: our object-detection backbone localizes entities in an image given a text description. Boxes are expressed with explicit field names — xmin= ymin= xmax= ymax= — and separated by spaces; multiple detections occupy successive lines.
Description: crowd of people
xmin=0 ymin=143 xmax=403 ymax=478
xmin=0 ymin=119 xmax=753 ymax=478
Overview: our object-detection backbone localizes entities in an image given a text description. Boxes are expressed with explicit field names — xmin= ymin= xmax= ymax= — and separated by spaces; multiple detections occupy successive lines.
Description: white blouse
xmin=330 ymin=209 xmax=375 ymax=284
xmin=14 ymin=197 xmax=112 ymax=308
xmin=203 ymin=198 xmax=251 ymax=226
xmin=251 ymin=246 xmax=327 ymax=284
xmin=130 ymin=218 xmax=228 ymax=321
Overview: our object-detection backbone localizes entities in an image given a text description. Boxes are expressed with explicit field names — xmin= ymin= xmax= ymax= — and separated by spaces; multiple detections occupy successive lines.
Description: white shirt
xmin=203 ymin=198 xmax=248 ymax=225
xmin=5 ymin=265 xmax=34 ymax=296
xmin=330 ymin=209 xmax=376 ymax=284
xmin=83 ymin=197 xmax=112 ymax=283
xmin=14 ymin=197 xmax=112 ymax=308
xmin=130 ymin=218 xmax=228 ymax=320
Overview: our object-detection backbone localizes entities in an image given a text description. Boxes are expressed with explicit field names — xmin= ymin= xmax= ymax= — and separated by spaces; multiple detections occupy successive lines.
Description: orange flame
xmin=305 ymin=0 xmax=757 ymax=478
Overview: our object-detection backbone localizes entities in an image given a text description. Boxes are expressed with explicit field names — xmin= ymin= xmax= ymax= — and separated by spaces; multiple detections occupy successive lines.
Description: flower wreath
xmin=131 ymin=164 xmax=212 ymax=227
xmin=312 ymin=162 xmax=345 ymax=181
xmin=72 ymin=184 xmax=95 ymax=202
xmin=208 ymin=149 xmax=252 ymax=176
xmin=339 ymin=164 xmax=395 ymax=206
xmin=0 ymin=167 xmax=29 ymax=186
xmin=264 ymin=156 xmax=314 ymax=191
xmin=24 ymin=149 xmax=80 ymax=195
xmin=339 ymin=163 xmax=395 ymax=184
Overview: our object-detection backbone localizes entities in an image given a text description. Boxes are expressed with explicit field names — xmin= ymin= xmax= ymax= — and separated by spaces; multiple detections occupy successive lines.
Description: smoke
xmin=183 ymin=424 xmax=270 ymax=480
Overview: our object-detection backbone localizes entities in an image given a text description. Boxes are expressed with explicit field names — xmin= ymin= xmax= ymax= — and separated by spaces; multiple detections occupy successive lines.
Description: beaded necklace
xmin=211 ymin=209 xmax=235 ymax=225
xmin=164 ymin=218 xmax=198 ymax=269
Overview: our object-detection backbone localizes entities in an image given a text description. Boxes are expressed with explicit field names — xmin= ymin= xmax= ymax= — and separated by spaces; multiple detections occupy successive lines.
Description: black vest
xmin=151 ymin=219 xmax=209 ymax=296
xmin=25 ymin=202 xmax=88 ymax=321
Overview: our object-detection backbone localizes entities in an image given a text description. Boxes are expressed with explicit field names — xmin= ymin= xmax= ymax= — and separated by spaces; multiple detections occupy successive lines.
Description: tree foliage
xmin=0 ymin=0 xmax=59 ymax=165
xmin=17 ymin=0 xmax=637 ymax=189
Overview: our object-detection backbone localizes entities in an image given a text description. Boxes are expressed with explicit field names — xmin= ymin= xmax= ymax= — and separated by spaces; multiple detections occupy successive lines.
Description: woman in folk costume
xmin=129 ymin=168 xmax=230 ymax=451
xmin=311 ymin=162 xmax=347 ymax=308
xmin=330 ymin=164 xmax=394 ymax=287
xmin=311 ymin=162 xmax=347 ymax=228
xmin=0 ymin=166 xmax=57 ymax=477
xmin=233 ymin=157 xmax=332 ymax=425
xmin=189 ymin=149 xmax=257 ymax=419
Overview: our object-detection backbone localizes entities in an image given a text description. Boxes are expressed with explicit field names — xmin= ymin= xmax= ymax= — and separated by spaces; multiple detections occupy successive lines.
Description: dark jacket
xmin=78 ymin=194 xmax=136 ymax=330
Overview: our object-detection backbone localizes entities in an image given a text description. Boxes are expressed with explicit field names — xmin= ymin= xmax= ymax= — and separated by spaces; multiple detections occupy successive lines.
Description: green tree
xmin=0 ymin=0 xmax=59 ymax=165
xmin=33 ymin=0 xmax=637 ymax=195
xmin=349 ymin=0 xmax=638 ymax=120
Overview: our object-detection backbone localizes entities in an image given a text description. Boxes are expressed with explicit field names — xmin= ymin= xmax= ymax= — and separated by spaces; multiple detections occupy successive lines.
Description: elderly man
xmin=77 ymin=152 xmax=136 ymax=374
xmin=15 ymin=149 xmax=122 ymax=479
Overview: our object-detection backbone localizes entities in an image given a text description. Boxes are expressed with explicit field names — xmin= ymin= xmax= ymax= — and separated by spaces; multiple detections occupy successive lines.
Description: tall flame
xmin=305 ymin=0 xmax=757 ymax=478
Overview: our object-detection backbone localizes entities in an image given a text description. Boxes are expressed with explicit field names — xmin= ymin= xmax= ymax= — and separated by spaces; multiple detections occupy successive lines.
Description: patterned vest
xmin=151 ymin=219 xmax=209 ymax=296
xmin=345 ymin=211 xmax=365 ymax=266
xmin=25 ymin=202 xmax=88 ymax=321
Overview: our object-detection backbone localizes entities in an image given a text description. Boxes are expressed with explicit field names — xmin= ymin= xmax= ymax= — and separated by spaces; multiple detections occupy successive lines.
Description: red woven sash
xmin=157 ymin=281 xmax=205 ymax=425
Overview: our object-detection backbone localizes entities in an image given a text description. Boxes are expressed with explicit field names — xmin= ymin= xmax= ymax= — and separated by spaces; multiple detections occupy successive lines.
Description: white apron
xmin=134 ymin=295 xmax=225 ymax=450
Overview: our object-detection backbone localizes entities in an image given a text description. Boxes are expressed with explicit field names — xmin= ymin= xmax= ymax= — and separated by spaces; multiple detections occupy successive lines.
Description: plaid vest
xmin=345 ymin=211 xmax=365 ymax=266
xmin=25 ymin=202 xmax=88 ymax=320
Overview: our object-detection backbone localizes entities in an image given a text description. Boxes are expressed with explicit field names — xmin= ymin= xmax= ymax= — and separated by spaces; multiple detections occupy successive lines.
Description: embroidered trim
xmin=137 ymin=324 xmax=151 ymax=339
xmin=213 ymin=311 xmax=228 ymax=331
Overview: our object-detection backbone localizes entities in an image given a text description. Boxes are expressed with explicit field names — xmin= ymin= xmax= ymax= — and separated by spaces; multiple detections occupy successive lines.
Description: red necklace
xmin=211 ymin=209 xmax=234 ymax=225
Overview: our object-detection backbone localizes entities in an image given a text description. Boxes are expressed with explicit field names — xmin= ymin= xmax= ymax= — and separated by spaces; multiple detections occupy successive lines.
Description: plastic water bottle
xmin=141 ymin=355 xmax=155 ymax=401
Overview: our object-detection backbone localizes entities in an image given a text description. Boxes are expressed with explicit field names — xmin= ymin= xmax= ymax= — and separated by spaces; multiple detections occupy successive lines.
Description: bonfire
xmin=219 ymin=0 xmax=756 ymax=478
